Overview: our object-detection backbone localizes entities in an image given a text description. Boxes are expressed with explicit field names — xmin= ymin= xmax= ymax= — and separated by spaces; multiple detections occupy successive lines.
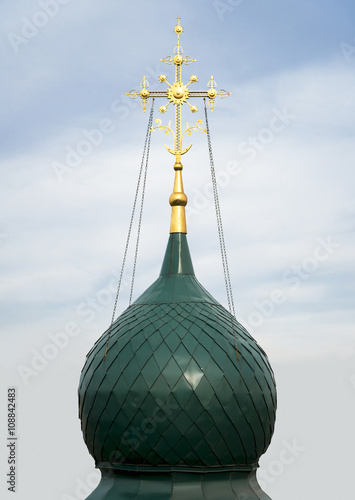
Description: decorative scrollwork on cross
xmin=125 ymin=17 xmax=231 ymax=161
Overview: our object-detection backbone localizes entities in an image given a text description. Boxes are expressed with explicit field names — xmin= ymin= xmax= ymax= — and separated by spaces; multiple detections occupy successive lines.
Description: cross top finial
xmin=125 ymin=18 xmax=230 ymax=115
xmin=174 ymin=17 xmax=183 ymax=33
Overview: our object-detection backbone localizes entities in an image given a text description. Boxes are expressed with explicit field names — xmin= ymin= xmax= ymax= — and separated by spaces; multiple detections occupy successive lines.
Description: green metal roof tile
xmin=193 ymin=439 xmax=214 ymax=463
xmin=98 ymin=432 xmax=120 ymax=461
xmin=114 ymin=341 xmax=135 ymax=370
xmin=134 ymin=344 xmax=154 ymax=371
xmin=186 ymin=322 xmax=203 ymax=341
xmin=174 ymin=302 xmax=193 ymax=319
xmin=129 ymin=374 xmax=150 ymax=406
xmin=120 ymin=355 xmax=141 ymax=386
xmin=183 ymin=358 xmax=204 ymax=390
xmin=124 ymin=322 xmax=144 ymax=339
xmin=161 ymin=357 xmax=183 ymax=389
xmin=204 ymin=360 xmax=224 ymax=391
xmin=141 ymin=356 xmax=162 ymax=388
xmin=172 ymin=410 xmax=194 ymax=435
xmin=191 ymin=343 xmax=212 ymax=369
xmin=173 ymin=435 xmax=194 ymax=461
xmin=203 ymin=427 xmax=233 ymax=464
xmin=170 ymin=375 xmax=194 ymax=408
xmin=183 ymin=392 xmax=204 ymax=421
xmin=83 ymin=371 xmax=107 ymax=408
xmin=197 ymin=410 xmax=216 ymax=432
xmin=129 ymin=331 xmax=147 ymax=352
xmin=183 ymin=449 xmax=203 ymax=465
xmin=152 ymin=342 xmax=173 ymax=371
xmin=184 ymin=426 xmax=205 ymax=450
xmin=149 ymin=374 xmax=172 ymax=401
xmin=163 ymin=423 xmax=187 ymax=449
xmin=172 ymin=343 xmax=192 ymax=372
xmin=167 ymin=315 xmax=186 ymax=332
xmin=214 ymin=377 xmax=234 ymax=405
xmin=181 ymin=332 xmax=199 ymax=353
xmin=158 ymin=321 xmax=174 ymax=337
xmin=163 ymin=331 xmax=180 ymax=352
xmin=153 ymin=434 xmax=175 ymax=459
xmin=163 ymin=449 xmax=181 ymax=464
xmin=173 ymin=324 xmax=188 ymax=340
xmin=146 ymin=331 xmax=164 ymax=352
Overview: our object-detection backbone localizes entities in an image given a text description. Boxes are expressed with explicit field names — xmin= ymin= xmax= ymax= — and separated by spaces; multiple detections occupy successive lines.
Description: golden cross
xmin=125 ymin=18 xmax=231 ymax=234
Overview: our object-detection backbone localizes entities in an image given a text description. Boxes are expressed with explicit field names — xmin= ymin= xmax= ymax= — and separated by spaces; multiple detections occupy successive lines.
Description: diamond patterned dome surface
xmin=79 ymin=233 xmax=277 ymax=472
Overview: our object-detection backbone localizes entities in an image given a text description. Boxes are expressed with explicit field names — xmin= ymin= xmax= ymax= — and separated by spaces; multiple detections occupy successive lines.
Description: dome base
xmin=86 ymin=468 xmax=272 ymax=500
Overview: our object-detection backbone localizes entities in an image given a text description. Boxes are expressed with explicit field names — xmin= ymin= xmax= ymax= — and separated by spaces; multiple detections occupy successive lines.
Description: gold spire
xmin=125 ymin=18 xmax=231 ymax=233
xmin=169 ymin=159 xmax=187 ymax=233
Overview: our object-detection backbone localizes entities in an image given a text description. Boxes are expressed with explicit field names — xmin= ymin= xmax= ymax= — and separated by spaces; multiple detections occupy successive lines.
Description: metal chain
xmin=204 ymin=99 xmax=238 ymax=357
xmin=129 ymin=100 xmax=155 ymax=304
xmin=104 ymin=100 xmax=155 ymax=358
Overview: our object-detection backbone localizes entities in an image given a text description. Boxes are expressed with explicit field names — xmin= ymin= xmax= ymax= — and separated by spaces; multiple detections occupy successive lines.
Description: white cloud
xmin=1 ymin=4 xmax=355 ymax=499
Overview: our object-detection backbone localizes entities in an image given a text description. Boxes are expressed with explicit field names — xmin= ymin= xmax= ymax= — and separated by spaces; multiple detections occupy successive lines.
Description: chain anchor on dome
xmin=125 ymin=17 xmax=231 ymax=233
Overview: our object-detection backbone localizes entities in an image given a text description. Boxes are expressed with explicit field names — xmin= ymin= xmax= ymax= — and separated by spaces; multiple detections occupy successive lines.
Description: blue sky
xmin=1 ymin=1 xmax=355 ymax=499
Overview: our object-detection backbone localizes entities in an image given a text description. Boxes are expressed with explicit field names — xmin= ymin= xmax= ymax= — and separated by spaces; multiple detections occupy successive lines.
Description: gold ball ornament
xmin=172 ymin=86 xmax=184 ymax=99
xmin=191 ymin=105 xmax=198 ymax=113
xmin=174 ymin=54 xmax=183 ymax=65
xmin=169 ymin=192 xmax=187 ymax=207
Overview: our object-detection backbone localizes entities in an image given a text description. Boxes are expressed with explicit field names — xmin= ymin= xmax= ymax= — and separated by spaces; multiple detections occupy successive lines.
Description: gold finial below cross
xmin=125 ymin=18 xmax=231 ymax=233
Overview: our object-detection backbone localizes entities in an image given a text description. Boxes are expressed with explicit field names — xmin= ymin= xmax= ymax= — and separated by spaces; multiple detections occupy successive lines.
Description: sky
xmin=1 ymin=0 xmax=355 ymax=499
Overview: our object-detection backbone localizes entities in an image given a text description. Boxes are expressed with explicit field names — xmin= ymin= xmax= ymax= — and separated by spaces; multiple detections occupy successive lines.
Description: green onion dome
xmin=78 ymin=233 xmax=276 ymax=499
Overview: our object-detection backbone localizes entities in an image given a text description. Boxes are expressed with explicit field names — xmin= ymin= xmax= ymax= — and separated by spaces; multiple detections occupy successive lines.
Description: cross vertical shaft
xmin=125 ymin=17 xmax=231 ymax=233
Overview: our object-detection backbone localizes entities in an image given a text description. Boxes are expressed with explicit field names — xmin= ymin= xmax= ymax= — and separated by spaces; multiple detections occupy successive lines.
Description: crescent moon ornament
xmin=164 ymin=144 xmax=192 ymax=155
